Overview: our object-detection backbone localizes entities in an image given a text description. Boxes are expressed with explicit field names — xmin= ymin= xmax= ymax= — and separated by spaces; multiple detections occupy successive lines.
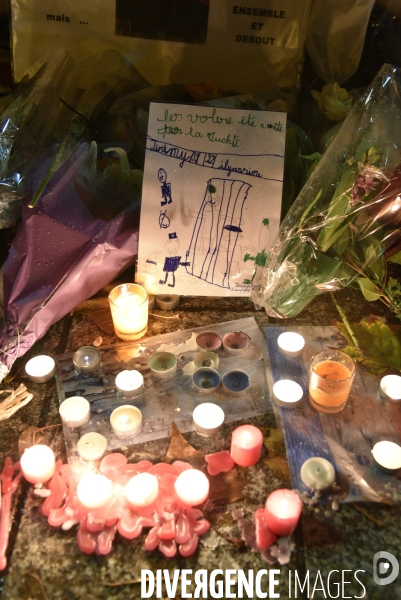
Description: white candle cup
xmin=372 ymin=441 xmax=401 ymax=471
xmin=20 ymin=445 xmax=56 ymax=484
xmin=155 ymin=294 xmax=180 ymax=310
xmin=77 ymin=472 xmax=113 ymax=509
xmin=148 ymin=352 xmax=177 ymax=379
xmin=277 ymin=332 xmax=305 ymax=358
xmin=125 ymin=472 xmax=159 ymax=508
xmin=73 ymin=346 xmax=101 ymax=374
xmin=59 ymin=396 xmax=91 ymax=428
xmin=25 ymin=355 xmax=55 ymax=383
xmin=272 ymin=379 xmax=303 ymax=409
xmin=115 ymin=369 xmax=144 ymax=398
xmin=193 ymin=403 xmax=225 ymax=436
xmin=174 ymin=469 xmax=209 ymax=506
xmin=77 ymin=432 xmax=108 ymax=462
xmin=379 ymin=374 xmax=401 ymax=403
xmin=110 ymin=405 xmax=142 ymax=439
xmin=193 ymin=351 xmax=219 ymax=370
xmin=109 ymin=283 xmax=148 ymax=340
xmin=300 ymin=457 xmax=336 ymax=490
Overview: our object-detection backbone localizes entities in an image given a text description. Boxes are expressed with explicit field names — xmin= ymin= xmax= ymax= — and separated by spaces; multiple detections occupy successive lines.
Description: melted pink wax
xmin=0 ymin=458 xmax=22 ymax=571
xmin=28 ymin=453 xmax=210 ymax=558
xmin=205 ymin=450 xmax=235 ymax=476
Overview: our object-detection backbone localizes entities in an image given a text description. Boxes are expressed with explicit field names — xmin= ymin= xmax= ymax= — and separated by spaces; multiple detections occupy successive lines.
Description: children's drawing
xmin=243 ymin=218 xmax=271 ymax=285
xmin=158 ymin=168 xmax=172 ymax=206
xmin=159 ymin=209 xmax=170 ymax=229
xmin=185 ymin=178 xmax=252 ymax=289
xmin=160 ymin=232 xmax=190 ymax=288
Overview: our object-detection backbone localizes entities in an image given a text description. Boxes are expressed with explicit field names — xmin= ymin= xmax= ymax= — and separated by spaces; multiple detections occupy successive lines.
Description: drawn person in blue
xmin=158 ymin=168 xmax=172 ymax=206
xmin=159 ymin=232 xmax=190 ymax=287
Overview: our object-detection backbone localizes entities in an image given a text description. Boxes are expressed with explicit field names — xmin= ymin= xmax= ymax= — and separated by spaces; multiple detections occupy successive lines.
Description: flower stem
xmin=330 ymin=292 xmax=360 ymax=348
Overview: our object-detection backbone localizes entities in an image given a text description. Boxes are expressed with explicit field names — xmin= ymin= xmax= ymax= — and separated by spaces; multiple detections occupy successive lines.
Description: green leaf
xmin=388 ymin=249 xmax=401 ymax=265
xmin=364 ymin=244 xmax=385 ymax=281
xmin=357 ymin=278 xmax=382 ymax=302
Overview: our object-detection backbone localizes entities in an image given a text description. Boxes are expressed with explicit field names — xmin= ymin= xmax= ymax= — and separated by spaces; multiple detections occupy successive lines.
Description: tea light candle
xmin=125 ymin=473 xmax=159 ymax=508
xmin=300 ymin=457 xmax=336 ymax=490
xmin=230 ymin=425 xmax=263 ymax=467
xmin=193 ymin=351 xmax=219 ymax=370
xmin=115 ymin=369 xmax=144 ymax=398
xmin=108 ymin=283 xmax=148 ymax=340
xmin=272 ymin=379 xmax=303 ymax=409
xmin=148 ymin=352 xmax=177 ymax=379
xmin=77 ymin=472 xmax=113 ymax=509
xmin=277 ymin=332 xmax=305 ymax=358
xmin=110 ymin=405 xmax=142 ymax=439
xmin=59 ymin=396 xmax=90 ymax=428
xmin=73 ymin=346 xmax=101 ymax=374
xmin=193 ymin=403 xmax=225 ymax=436
xmin=264 ymin=489 xmax=302 ymax=536
xmin=222 ymin=370 xmax=250 ymax=396
xmin=77 ymin=432 xmax=108 ymax=461
xmin=222 ymin=331 xmax=250 ymax=355
xmin=372 ymin=441 xmax=401 ymax=471
xmin=379 ymin=374 xmax=401 ymax=403
xmin=155 ymin=294 xmax=180 ymax=310
xmin=174 ymin=469 xmax=209 ymax=506
xmin=192 ymin=368 xmax=221 ymax=394
xmin=20 ymin=445 xmax=56 ymax=484
xmin=196 ymin=331 xmax=222 ymax=351
xmin=25 ymin=355 xmax=55 ymax=383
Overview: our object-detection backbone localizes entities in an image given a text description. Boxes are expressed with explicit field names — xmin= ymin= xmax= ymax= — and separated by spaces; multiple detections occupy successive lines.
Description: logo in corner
xmin=373 ymin=551 xmax=399 ymax=586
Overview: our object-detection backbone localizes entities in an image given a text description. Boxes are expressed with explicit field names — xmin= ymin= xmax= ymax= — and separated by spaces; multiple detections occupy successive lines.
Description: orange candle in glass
xmin=309 ymin=349 xmax=355 ymax=413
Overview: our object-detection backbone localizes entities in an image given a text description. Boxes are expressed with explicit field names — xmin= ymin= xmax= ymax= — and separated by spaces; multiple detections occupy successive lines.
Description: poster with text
xmin=137 ymin=102 xmax=286 ymax=297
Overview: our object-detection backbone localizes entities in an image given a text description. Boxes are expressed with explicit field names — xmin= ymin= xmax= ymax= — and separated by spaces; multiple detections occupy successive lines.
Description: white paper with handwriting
xmin=137 ymin=102 xmax=286 ymax=297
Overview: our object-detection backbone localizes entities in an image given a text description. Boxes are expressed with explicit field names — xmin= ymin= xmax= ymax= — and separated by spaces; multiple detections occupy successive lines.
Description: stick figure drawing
xmin=159 ymin=232 xmax=191 ymax=287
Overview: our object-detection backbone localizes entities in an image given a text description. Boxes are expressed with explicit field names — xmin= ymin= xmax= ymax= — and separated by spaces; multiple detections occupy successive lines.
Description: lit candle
xmin=174 ymin=469 xmax=209 ymax=506
xmin=372 ymin=441 xmax=401 ymax=471
xmin=379 ymin=374 xmax=401 ymax=403
xmin=230 ymin=425 xmax=263 ymax=467
xmin=125 ymin=473 xmax=159 ymax=508
xmin=277 ymin=332 xmax=305 ymax=358
xmin=77 ymin=432 xmax=108 ymax=461
xmin=110 ymin=405 xmax=142 ymax=439
xmin=25 ymin=355 xmax=55 ymax=383
xmin=59 ymin=396 xmax=91 ymax=428
xmin=115 ymin=370 xmax=144 ymax=398
xmin=272 ymin=379 xmax=303 ymax=409
xmin=108 ymin=283 xmax=148 ymax=340
xmin=20 ymin=445 xmax=56 ymax=484
xmin=300 ymin=457 xmax=335 ymax=490
xmin=264 ymin=489 xmax=302 ymax=536
xmin=148 ymin=352 xmax=177 ymax=379
xmin=309 ymin=349 xmax=355 ymax=413
xmin=73 ymin=346 xmax=101 ymax=374
xmin=192 ymin=403 xmax=225 ymax=436
xmin=77 ymin=472 xmax=113 ymax=509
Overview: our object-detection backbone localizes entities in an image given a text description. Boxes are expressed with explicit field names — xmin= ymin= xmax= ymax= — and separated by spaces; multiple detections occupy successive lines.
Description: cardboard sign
xmin=137 ymin=102 xmax=286 ymax=297
xmin=11 ymin=0 xmax=311 ymax=90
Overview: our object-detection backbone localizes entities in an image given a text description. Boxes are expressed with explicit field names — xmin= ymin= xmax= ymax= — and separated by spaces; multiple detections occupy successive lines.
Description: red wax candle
xmin=230 ymin=425 xmax=263 ymax=467
xmin=264 ymin=489 xmax=302 ymax=536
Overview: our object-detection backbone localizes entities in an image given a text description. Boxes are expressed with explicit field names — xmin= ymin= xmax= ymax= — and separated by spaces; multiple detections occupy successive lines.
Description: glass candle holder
xmin=108 ymin=283 xmax=148 ymax=340
xmin=73 ymin=346 xmax=101 ymax=374
xmin=309 ymin=349 xmax=355 ymax=414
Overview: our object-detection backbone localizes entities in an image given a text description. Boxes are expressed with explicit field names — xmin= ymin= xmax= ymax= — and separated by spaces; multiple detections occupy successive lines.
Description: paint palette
xmin=55 ymin=317 xmax=272 ymax=464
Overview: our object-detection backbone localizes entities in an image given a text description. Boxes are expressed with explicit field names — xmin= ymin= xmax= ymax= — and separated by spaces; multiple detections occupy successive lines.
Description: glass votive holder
xmin=73 ymin=346 xmax=101 ymax=374
xmin=108 ymin=283 xmax=148 ymax=340
xmin=309 ymin=349 xmax=355 ymax=414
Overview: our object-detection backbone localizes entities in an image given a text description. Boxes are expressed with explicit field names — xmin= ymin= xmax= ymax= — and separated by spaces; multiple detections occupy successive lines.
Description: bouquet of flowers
xmin=251 ymin=64 xmax=401 ymax=320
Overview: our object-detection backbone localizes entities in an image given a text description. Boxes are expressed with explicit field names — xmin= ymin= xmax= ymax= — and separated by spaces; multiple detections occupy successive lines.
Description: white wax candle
xmin=115 ymin=370 xmax=144 ymax=398
xmin=125 ymin=473 xmax=159 ymax=508
xmin=380 ymin=374 xmax=401 ymax=403
xmin=77 ymin=432 xmax=108 ymax=462
xmin=25 ymin=355 xmax=55 ymax=383
xmin=59 ymin=396 xmax=90 ymax=428
xmin=372 ymin=441 xmax=401 ymax=471
xmin=193 ymin=403 xmax=225 ymax=436
xmin=300 ymin=457 xmax=335 ymax=490
xmin=77 ymin=472 xmax=113 ymax=509
xmin=109 ymin=284 xmax=148 ymax=340
xmin=272 ymin=379 xmax=303 ymax=409
xmin=20 ymin=445 xmax=56 ymax=484
xmin=277 ymin=332 xmax=305 ymax=358
xmin=174 ymin=469 xmax=209 ymax=506
xmin=110 ymin=405 xmax=142 ymax=439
